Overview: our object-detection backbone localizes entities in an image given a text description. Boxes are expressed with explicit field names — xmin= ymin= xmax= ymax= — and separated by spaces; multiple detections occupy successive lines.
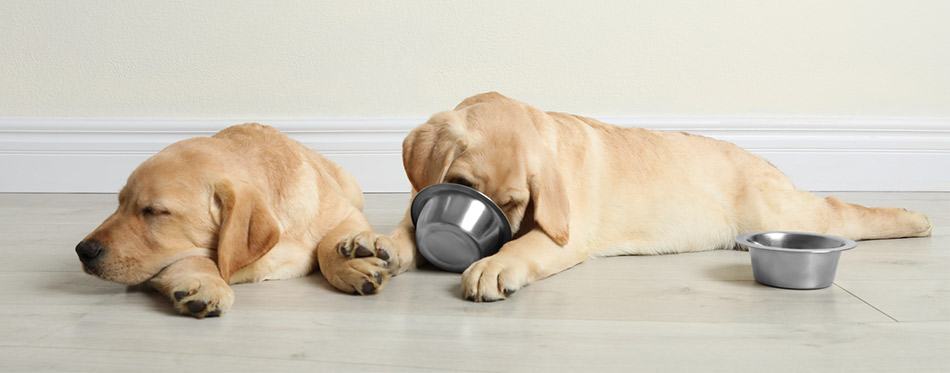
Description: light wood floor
xmin=1 ymin=192 xmax=947 ymax=372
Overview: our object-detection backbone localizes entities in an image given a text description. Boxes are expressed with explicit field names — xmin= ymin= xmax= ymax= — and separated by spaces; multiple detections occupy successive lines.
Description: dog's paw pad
xmin=336 ymin=232 xmax=398 ymax=268
xmin=336 ymin=240 xmax=354 ymax=257
xmin=186 ymin=300 xmax=207 ymax=314
xmin=169 ymin=277 xmax=234 ymax=319
xmin=361 ymin=280 xmax=377 ymax=295
xmin=354 ymin=270 xmax=387 ymax=295
xmin=331 ymin=262 xmax=388 ymax=296
xmin=461 ymin=256 xmax=528 ymax=302
xmin=354 ymin=244 xmax=374 ymax=258
xmin=325 ymin=231 xmax=408 ymax=296
xmin=173 ymin=289 xmax=195 ymax=302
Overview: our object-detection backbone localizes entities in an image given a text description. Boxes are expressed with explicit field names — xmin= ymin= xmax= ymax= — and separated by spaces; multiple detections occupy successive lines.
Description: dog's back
xmin=547 ymin=112 xmax=931 ymax=254
xmin=213 ymin=123 xmax=364 ymax=210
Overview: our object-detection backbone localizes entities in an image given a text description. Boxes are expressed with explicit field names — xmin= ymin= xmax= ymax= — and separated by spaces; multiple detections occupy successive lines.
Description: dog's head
xmin=76 ymin=138 xmax=279 ymax=285
xmin=403 ymin=92 xmax=571 ymax=245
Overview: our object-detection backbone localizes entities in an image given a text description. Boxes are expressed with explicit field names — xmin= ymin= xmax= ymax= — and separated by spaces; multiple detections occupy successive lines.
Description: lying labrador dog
xmin=76 ymin=123 xmax=401 ymax=317
xmin=362 ymin=92 xmax=933 ymax=302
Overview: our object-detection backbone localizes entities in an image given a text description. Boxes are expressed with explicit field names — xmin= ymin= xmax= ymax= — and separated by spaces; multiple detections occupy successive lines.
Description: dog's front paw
xmin=326 ymin=231 xmax=399 ymax=295
xmin=168 ymin=275 xmax=234 ymax=318
xmin=461 ymin=255 xmax=528 ymax=302
xmin=336 ymin=231 xmax=403 ymax=269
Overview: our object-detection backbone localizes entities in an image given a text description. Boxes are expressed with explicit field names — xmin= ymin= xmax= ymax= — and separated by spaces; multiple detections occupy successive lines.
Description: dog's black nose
xmin=76 ymin=240 xmax=104 ymax=265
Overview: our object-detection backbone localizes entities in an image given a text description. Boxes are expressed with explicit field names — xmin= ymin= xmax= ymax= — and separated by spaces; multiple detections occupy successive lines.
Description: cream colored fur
xmin=78 ymin=123 xmax=401 ymax=317
xmin=358 ymin=92 xmax=933 ymax=302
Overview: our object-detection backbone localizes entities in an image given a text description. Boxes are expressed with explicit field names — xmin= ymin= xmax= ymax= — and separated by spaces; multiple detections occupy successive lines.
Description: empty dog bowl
xmin=735 ymin=231 xmax=856 ymax=289
xmin=411 ymin=184 xmax=512 ymax=272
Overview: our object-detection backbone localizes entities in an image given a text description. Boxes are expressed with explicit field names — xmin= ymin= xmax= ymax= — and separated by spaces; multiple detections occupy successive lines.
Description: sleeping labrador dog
xmin=76 ymin=123 xmax=402 ymax=318
xmin=359 ymin=92 xmax=933 ymax=302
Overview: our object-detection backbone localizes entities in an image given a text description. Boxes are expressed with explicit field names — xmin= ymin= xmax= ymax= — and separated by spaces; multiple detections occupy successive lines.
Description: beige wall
xmin=1 ymin=0 xmax=948 ymax=118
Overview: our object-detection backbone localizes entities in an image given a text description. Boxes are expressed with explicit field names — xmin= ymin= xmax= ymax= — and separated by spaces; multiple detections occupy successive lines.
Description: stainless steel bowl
xmin=411 ymin=184 xmax=512 ymax=272
xmin=735 ymin=231 xmax=856 ymax=289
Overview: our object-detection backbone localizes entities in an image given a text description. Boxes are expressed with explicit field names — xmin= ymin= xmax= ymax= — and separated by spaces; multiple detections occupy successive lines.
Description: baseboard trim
xmin=1 ymin=116 xmax=948 ymax=193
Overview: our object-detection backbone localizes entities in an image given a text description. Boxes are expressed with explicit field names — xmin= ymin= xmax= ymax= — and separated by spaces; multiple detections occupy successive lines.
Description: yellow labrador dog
xmin=365 ymin=92 xmax=933 ymax=302
xmin=76 ymin=123 xmax=399 ymax=317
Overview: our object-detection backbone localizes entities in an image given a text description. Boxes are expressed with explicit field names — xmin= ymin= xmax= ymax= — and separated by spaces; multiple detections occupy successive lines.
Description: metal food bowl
xmin=735 ymin=231 xmax=856 ymax=290
xmin=411 ymin=184 xmax=512 ymax=272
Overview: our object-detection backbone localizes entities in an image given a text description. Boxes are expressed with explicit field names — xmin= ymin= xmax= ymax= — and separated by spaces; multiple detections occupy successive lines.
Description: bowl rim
xmin=735 ymin=230 xmax=857 ymax=253
xmin=410 ymin=183 xmax=512 ymax=242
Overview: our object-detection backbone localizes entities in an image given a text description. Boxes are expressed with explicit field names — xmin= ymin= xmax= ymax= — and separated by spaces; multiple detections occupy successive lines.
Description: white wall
xmin=1 ymin=1 xmax=948 ymax=192
xmin=2 ymin=0 xmax=948 ymax=118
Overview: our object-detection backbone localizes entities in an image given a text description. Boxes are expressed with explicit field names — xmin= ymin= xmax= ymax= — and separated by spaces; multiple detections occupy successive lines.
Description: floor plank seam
xmin=10 ymin=344 xmax=488 ymax=372
xmin=23 ymin=318 xmax=85 ymax=348
xmin=833 ymin=283 xmax=900 ymax=323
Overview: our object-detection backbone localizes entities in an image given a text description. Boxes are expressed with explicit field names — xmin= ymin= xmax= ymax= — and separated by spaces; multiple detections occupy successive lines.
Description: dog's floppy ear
xmin=213 ymin=180 xmax=280 ymax=283
xmin=529 ymin=158 xmax=571 ymax=246
xmin=403 ymin=113 xmax=468 ymax=192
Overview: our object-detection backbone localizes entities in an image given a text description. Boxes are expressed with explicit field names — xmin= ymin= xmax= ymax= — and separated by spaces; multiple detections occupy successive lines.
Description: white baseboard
xmin=1 ymin=117 xmax=947 ymax=193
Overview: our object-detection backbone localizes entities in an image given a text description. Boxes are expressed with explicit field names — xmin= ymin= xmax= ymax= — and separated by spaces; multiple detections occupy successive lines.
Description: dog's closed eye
xmin=500 ymin=198 xmax=526 ymax=210
xmin=447 ymin=177 xmax=474 ymax=188
xmin=499 ymin=191 xmax=529 ymax=209
xmin=142 ymin=206 xmax=171 ymax=216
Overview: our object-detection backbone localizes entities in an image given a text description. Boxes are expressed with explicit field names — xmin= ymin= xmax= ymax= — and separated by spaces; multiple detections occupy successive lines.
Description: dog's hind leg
xmin=732 ymin=158 xmax=932 ymax=241
xmin=743 ymin=188 xmax=932 ymax=241
xmin=819 ymin=196 xmax=932 ymax=240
